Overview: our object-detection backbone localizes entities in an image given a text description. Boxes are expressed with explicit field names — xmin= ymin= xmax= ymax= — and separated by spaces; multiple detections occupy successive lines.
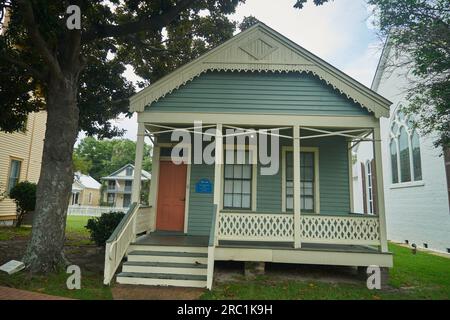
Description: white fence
xmin=67 ymin=205 xmax=126 ymax=217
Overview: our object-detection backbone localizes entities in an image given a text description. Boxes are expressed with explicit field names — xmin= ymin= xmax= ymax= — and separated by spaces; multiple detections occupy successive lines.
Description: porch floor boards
xmin=135 ymin=232 xmax=380 ymax=254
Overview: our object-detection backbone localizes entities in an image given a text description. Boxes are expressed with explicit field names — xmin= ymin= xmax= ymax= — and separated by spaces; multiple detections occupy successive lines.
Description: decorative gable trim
xmin=130 ymin=23 xmax=391 ymax=118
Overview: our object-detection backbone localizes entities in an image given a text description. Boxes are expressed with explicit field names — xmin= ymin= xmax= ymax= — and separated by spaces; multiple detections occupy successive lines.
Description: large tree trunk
xmin=23 ymin=73 xmax=80 ymax=273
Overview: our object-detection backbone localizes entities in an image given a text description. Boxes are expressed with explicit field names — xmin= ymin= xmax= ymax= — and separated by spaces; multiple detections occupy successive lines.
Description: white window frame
xmin=7 ymin=158 xmax=22 ymax=194
xmin=389 ymin=106 xmax=423 ymax=187
xmin=281 ymin=146 xmax=320 ymax=214
xmin=222 ymin=143 xmax=257 ymax=211
xmin=365 ymin=160 xmax=374 ymax=215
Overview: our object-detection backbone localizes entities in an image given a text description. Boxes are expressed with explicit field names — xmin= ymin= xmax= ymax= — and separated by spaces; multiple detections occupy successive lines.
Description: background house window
xmin=286 ymin=151 xmax=316 ymax=212
xmin=123 ymin=194 xmax=131 ymax=207
xmin=125 ymin=167 xmax=133 ymax=176
xmin=107 ymin=193 xmax=115 ymax=205
xmin=125 ymin=180 xmax=132 ymax=191
xmin=389 ymin=107 xmax=422 ymax=184
xmin=7 ymin=159 xmax=22 ymax=193
xmin=108 ymin=180 xmax=115 ymax=190
xmin=223 ymin=150 xmax=252 ymax=209
xmin=88 ymin=192 xmax=92 ymax=204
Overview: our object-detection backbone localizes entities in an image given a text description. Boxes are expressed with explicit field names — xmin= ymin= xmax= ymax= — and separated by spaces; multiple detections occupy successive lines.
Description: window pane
xmin=390 ymin=139 xmax=399 ymax=183
xmin=7 ymin=160 xmax=21 ymax=192
xmin=233 ymin=180 xmax=242 ymax=193
xmin=233 ymin=165 xmax=242 ymax=178
xmin=286 ymin=196 xmax=293 ymax=210
xmin=242 ymin=181 xmax=251 ymax=194
xmin=242 ymin=165 xmax=251 ymax=179
xmin=303 ymin=197 xmax=314 ymax=211
xmin=225 ymin=150 xmax=234 ymax=165
xmin=233 ymin=194 xmax=241 ymax=207
xmin=242 ymin=195 xmax=251 ymax=208
xmin=224 ymin=180 xmax=233 ymax=193
xmin=412 ymin=131 xmax=422 ymax=181
xmin=236 ymin=150 xmax=246 ymax=164
xmin=399 ymin=127 xmax=411 ymax=182
xmin=224 ymin=165 xmax=233 ymax=178
xmin=224 ymin=194 xmax=233 ymax=207
xmin=286 ymin=167 xmax=293 ymax=180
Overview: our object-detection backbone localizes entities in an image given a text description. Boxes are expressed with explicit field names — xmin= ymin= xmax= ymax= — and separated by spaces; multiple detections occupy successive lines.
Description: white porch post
xmin=293 ymin=125 xmax=301 ymax=248
xmin=213 ymin=124 xmax=223 ymax=246
xmin=147 ymin=144 xmax=160 ymax=233
xmin=132 ymin=122 xmax=145 ymax=204
xmin=373 ymin=126 xmax=388 ymax=252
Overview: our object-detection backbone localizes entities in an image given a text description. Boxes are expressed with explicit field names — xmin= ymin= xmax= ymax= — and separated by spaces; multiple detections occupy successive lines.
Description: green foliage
xmin=9 ymin=181 xmax=37 ymax=227
xmin=73 ymin=153 xmax=92 ymax=174
xmin=85 ymin=211 xmax=125 ymax=246
xmin=74 ymin=137 xmax=152 ymax=181
xmin=369 ymin=0 xmax=450 ymax=149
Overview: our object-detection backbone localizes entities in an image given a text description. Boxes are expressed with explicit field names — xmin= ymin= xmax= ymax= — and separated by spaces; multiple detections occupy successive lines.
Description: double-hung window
xmin=223 ymin=149 xmax=253 ymax=210
xmin=7 ymin=159 xmax=22 ymax=193
xmin=285 ymin=150 xmax=317 ymax=213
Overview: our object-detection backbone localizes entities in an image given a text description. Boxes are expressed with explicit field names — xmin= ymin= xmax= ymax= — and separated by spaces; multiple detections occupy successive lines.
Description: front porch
xmin=103 ymin=121 xmax=392 ymax=288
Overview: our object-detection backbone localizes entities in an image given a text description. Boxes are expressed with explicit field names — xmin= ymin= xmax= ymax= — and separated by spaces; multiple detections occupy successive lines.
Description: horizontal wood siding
xmin=186 ymin=136 xmax=350 ymax=234
xmin=187 ymin=164 xmax=215 ymax=236
xmin=302 ymin=135 xmax=350 ymax=215
xmin=147 ymin=71 xmax=370 ymax=116
xmin=0 ymin=112 xmax=47 ymax=220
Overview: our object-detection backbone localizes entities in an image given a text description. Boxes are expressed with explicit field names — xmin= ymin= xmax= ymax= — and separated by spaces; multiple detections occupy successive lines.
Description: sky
xmin=78 ymin=0 xmax=384 ymax=144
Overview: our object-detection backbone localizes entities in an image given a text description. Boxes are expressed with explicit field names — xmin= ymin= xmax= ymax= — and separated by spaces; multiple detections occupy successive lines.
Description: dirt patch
xmin=0 ymin=233 xmax=104 ymax=275
xmin=214 ymin=261 xmax=362 ymax=285
xmin=112 ymin=284 xmax=205 ymax=300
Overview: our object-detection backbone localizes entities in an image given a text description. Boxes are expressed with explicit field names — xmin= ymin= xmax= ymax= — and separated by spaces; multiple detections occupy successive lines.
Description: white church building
xmin=353 ymin=42 xmax=450 ymax=253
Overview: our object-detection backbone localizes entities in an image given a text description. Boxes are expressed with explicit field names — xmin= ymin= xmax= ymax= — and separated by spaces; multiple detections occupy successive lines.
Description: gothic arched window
xmin=389 ymin=106 xmax=422 ymax=184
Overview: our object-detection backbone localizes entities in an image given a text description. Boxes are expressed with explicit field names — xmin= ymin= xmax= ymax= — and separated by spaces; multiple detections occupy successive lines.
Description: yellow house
xmin=0 ymin=112 xmax=47 ymax=225
xmin=71 ymin=172 xmax=102 ymax=207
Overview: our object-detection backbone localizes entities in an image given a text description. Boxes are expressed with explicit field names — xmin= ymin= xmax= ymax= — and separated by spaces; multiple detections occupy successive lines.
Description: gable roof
xmin=371 ymin=36 xmax=393 ymax=92
xmin=130 ymin=22 xmax=391 ymax=118
xmin=101 ymin=164 xmax=151 ymax=181
xmin=73 ymin=172 xmax=102 ymax=190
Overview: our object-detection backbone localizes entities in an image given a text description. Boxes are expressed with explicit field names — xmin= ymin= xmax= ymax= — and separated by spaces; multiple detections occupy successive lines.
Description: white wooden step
xmin=116 ymin=272 xmax=206 ymax=288
xmin=127 ymin=250 xmax=208 ymax=264
xmin=122 ymin=261 xmax=207 ymax=276
xmin=128 ymin=244 xmax=208 ymax=254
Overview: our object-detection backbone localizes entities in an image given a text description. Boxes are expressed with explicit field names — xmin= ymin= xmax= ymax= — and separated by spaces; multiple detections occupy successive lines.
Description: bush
xmin=85 ymin=211 xmax=125 ymax=246
xmin=9 ymin=181 xmax=37 ymax=227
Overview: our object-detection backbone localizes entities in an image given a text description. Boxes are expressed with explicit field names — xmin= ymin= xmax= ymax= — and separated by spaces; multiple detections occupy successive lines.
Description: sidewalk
xmin=0 ymin=286 xmax=72 ymax=300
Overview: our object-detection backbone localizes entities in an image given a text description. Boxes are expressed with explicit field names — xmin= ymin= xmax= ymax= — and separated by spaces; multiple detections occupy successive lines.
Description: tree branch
xmin=17 ymin=0 xmax=63 ymax=79
xmin=0 ymin=52 xmax=46 ymax=81
xmin=83 ymin=0 xmax=198 ymax=43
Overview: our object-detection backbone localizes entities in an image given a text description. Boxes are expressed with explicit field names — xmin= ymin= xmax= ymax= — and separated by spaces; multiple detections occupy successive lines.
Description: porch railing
xmin=216 ymin=211 xmax=380 ymax=246
xmin=104 ymin=202 xmax=139 ymax=285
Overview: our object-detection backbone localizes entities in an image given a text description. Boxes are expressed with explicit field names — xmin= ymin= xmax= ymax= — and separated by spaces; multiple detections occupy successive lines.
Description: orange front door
xmin=156 ymin=161 xmax=187 ymax=232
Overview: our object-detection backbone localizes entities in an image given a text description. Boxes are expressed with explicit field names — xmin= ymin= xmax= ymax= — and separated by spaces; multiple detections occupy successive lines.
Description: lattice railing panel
xmin=218 ymin=212 xmax=294 ymax=242
xmin=300 ymin=215 xmax=380 ymax=245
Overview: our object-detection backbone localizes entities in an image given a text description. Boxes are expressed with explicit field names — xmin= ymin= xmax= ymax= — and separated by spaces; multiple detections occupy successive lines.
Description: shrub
xmin=9 ymin=181 xmax=37 ymax=227
xmin=85 ymin=211 xmax=125 ymax=246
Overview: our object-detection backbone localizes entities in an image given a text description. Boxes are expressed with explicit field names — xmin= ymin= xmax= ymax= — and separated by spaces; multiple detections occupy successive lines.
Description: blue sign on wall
xmin=195 ymin=179 xmax=212 ymax=193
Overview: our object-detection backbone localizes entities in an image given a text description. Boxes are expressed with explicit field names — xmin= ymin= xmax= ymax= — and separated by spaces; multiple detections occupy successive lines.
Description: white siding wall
xmin=354 ymin=50 xmax=450 ymax=253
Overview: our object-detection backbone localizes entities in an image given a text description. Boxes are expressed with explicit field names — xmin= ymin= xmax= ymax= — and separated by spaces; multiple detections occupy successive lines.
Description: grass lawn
xmin=201 ymin=244 xmax=450 ymax=300
xmin=1 ymin=217 xmax=449 ymax=300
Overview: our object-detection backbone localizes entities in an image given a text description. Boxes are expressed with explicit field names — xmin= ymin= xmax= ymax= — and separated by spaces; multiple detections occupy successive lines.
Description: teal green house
xmin=103 ymin=23 xmax=393 ymax=289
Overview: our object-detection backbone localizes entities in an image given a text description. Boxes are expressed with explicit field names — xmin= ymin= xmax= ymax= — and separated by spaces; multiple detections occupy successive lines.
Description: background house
xmin=101 ymin=164 xmax=151 ymax=208
xmin=353 ymin=42 xmax=450 ymax=253
xmin=0 ymin=112 xmax=47 ymax=225
xmin=71 ymin=172 xmax=102 ymax=206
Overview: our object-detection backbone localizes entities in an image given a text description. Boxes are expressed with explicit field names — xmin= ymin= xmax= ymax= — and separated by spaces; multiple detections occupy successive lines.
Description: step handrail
xmin=206 ymin=204 xmax=218 ymax=290
xmin=103 ymin=202 xmax=139 ymax=285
